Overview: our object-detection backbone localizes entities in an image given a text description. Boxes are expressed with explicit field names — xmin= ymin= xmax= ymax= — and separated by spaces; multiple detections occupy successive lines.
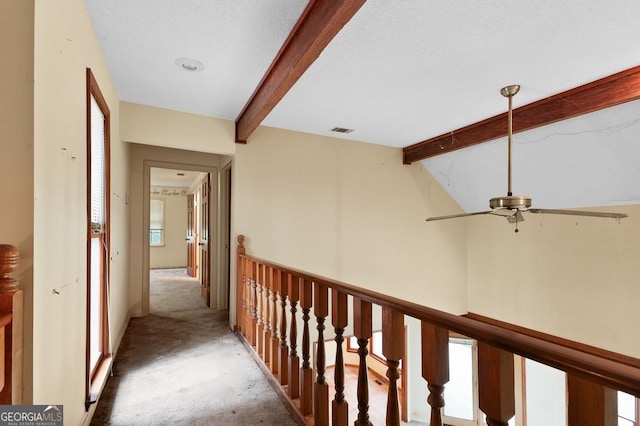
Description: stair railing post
xmin=270 ymin=267 xmax=280 ymax=374
xmin=382 ymin=307 xmax=404 ymax=426
xmin=299 ymin=278 xmax=314 ymax=415
xmin=353 ymin=297 xmax=372 ymax=426
xmin=314 ymin=282 xmax=330 ymax=426
xmin=255 ymin=263 xmax=264 ymax=355
xmin=236 ymin=235 xmax=245 ymax=334
xmin=421 ymin=322 xmax=449 ymax=426
xmin=478 ymin=341 xmax=515 ymax=426
xmin=287 ymin=273 xmax=300 ymax=398
xmin=567 ymin=373 xmax=617 ymax=426
xmin=277 ymin=270 xmax=289 ymax=385
xmin=248 ymin=260 xmax=257 ymax=346
xmin=262 ymin=265 xmax=271 ymax=363
xmin=331 ymin=290 xmax=349 ymax=426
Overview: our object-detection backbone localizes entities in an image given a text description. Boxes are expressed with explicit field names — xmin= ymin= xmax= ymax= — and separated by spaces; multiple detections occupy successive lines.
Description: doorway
xmin=149 ymin=167 xmax=211 ymax=308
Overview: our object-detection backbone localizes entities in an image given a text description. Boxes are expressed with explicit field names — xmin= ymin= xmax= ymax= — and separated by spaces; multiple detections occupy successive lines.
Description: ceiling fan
xmin=426 ymin=84 xmax=628 ymax=232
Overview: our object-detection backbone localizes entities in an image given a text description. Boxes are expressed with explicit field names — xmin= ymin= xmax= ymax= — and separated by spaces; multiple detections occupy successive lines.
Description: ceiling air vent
xmin=331 ymin=127 xmax=354 ymax=134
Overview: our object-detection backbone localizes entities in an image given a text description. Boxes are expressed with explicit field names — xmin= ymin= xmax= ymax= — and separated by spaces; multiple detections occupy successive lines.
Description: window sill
xmin=86 ymin=355 xmax=113 ymax=411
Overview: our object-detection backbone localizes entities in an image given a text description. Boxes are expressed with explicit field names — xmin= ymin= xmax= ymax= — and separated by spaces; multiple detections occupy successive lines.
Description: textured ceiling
xmin=85 ymin=0 xmax=640 ymax=212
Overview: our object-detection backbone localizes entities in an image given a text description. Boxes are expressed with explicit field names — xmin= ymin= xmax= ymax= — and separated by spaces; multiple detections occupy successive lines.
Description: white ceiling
xmin=85 ymin=0 xmax=640 ymax=212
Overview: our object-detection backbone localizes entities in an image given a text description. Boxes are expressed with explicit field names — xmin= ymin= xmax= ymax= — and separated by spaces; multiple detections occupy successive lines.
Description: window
xmin=347 ymin=330 xmax=401 ymax=369
xmin=444 ymin=337 xmax=477 ymax=424
xmin=619 ymin=391 xmax=639 ymax=426
xmin=86 ymin=68 xmax=111 ymax=404
xmin=150 ymin=198 xmax=164 ymax=246
xmin=443 ymin=336 xmax=516 ymax=426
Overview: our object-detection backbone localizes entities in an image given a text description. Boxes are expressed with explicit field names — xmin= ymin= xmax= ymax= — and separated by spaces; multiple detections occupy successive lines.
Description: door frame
xmin=141 ymin=160 xmax=218 ymax=314
xmin=218 ymin=161 xmax=232 ymax=310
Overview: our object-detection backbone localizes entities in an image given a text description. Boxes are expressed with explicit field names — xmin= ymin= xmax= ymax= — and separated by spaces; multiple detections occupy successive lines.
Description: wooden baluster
xmin=478 ymin=341 xmax=515 ymax=426
xmin=285 ymin=273 xmax=299 ymax=394
xmin=244 ymin=258 xmax=253 ymax=342
xmin=278 ymin=271 xmax=289 ymax=386
xmin=314 ymin=282 xmax=330 ymax=426
xmin=264 ymin=266 xmax=273 ymax=363
xmin=382 ymin=307 xmax=404 ymax=426
xmin=299 ymin=278 xmax=313 ymax=415
xmin=567 ymin=373 xmax=617 ymax=426
xmin=332 ymin=290 xmax=349 ymax=426
xmin=421 ymin=322 xmax=449 ymax=426
xmin=353 ymin=298 xmax=372 ymax=426
xmin=256 ymin=264 xmax=264 ymax=356
xmin=249 ymin=260 xmax=258 ymax=347
xmin=0 ymin=244 xmax=23 ymax=404
xmin=270 ymin=267 xmax=280 ymax=375
xmin=236 ymin=236 xmax=245 ymax=335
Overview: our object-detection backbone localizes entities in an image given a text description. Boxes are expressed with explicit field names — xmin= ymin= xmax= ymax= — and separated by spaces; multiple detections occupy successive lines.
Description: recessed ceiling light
xmin=175 ymin=57 xmax=204 ymax=72
xmin=331 ymin=127 xmax=354 ymax=134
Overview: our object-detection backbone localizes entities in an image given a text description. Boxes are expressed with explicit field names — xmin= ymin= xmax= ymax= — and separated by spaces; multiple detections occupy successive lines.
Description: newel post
xmin=0 ymin=244 xmax=23 ymax=404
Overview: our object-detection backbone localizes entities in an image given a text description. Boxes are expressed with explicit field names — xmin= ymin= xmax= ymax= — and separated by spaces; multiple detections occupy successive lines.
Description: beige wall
xmin=467 ymin=204 xmax=640 ymax=358
xmin=0 ymin=0 xmax=35 ymax=403
xmin=33 ymin=0 xmax=130 ymax=424
xmin=150 ymin=191 xmax=188 ymax=269
xmin=120 ymin=102 xmax=235 ymax=155
xmin=233 ymin=125 xmax=469 ymax=319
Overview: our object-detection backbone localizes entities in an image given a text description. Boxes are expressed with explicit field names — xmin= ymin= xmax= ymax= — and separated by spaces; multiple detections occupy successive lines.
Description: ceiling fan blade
xmin=426 ymin=211 xmax=492 ymax=221
xmin=528 ymin=208 xmax=628 ymax=219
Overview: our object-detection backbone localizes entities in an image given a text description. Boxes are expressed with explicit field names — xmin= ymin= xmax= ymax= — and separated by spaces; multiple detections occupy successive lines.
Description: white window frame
xmin=150 ymin=197 xmax=165 ymax=246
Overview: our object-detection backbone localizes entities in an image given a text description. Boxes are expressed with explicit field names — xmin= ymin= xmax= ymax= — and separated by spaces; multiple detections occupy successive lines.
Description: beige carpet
xmin=91 ymin=268 xmax=299 ymax=425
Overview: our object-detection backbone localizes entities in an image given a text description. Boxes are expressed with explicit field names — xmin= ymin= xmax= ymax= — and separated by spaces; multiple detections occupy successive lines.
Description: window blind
xmin=90 ymin=95 xmax=105 ymax=232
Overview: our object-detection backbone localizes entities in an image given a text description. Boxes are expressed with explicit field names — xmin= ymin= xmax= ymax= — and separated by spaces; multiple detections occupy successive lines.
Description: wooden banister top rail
xmin=239 ymin=249 xmax=640 ymax=398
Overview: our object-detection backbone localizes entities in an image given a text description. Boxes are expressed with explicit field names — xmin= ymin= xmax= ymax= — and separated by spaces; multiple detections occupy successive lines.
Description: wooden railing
xmin=0 ymin=244 xmax=23 ymax=404
xmin=235 ymin=235 xmax=640 ymax=426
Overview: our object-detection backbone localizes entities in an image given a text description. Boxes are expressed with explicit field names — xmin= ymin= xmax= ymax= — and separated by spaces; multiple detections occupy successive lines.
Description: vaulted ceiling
xmin=85 ymin=0 xmax=640 ymax=212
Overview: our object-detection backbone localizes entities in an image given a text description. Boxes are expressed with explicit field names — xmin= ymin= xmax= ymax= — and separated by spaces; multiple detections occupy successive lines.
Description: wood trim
xmin=238 ymin=251 xmax=640 ymax=397
xmin=403 ymin=65 xmax=640 ymax=163
xmin=234 ymin=0 xmax=366 ymax=143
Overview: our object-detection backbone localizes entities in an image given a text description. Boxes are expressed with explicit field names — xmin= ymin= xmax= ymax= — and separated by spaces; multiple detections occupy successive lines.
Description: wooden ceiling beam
xmin=235 ymin=0 xmax=366 ymax=144
xmin=403 ymin=65 xmax=640 ymax=164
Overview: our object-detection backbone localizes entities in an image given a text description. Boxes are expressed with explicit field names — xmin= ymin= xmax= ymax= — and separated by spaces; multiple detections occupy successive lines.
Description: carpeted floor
xmin=91 ymin=268 xmax=299 ymax=425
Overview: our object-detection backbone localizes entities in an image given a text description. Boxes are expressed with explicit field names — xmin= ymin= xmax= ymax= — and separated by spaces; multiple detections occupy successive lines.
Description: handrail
xmin=239 ymin=251 xmax=640 ymax=398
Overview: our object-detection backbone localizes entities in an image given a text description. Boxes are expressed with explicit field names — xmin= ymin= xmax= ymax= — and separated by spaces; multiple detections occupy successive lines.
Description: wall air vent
xmin=331 ymin=127 xmax=354 ymax=134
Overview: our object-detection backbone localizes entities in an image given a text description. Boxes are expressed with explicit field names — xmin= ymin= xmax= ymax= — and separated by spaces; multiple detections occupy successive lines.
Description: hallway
xmin=91 ymin=268 xmax=298 ymax=425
